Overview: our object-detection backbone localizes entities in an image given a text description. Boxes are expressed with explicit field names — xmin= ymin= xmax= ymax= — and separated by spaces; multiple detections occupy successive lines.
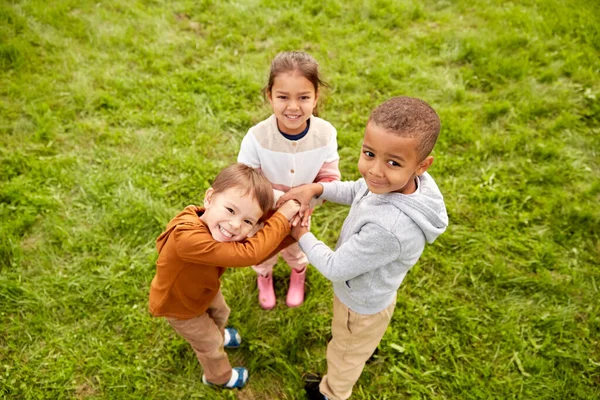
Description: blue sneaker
xmin=223 ymin=327 xmax=241 ymax=348
xmin=202 ymin=367 xmax=248 ymax=389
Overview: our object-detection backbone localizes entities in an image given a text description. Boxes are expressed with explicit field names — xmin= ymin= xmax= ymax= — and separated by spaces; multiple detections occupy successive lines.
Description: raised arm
xmin=295 ymin=223 xmax=402 ymax=282
xmin=315 ymin=159 xmax=341 ymax=183
xmin=174 ymin=205 xmax=298 ymax=267
xmin=237 ymin=131 xmax=261 ymax=168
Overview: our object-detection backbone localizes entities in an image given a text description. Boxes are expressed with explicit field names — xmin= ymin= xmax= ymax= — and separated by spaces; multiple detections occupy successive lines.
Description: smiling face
xmin=268 ymin=70 xmax=319 ymax=135
xmin=358 ymin=122 xmax=433 ymax=195
xmin=200 ymin=187 xmax=264 ymax=242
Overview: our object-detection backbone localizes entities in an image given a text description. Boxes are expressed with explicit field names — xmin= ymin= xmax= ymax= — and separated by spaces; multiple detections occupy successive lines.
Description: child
xmin=237 ymin=51 xmax=341 ymax=310
xmin=149 ymin=163 xmax=299 ymax=389
xmin=279 ymin=97 xmax=449 ymax=400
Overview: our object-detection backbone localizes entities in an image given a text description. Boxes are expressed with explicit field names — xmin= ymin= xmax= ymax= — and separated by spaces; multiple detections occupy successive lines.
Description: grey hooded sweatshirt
xmin=298 ymin=172 xmax=448 ymax=314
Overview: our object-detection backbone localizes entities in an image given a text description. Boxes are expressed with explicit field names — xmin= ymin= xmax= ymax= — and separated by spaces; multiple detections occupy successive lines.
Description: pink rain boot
xmin=286 ymin=266 xmax=306 ymax=308
xmin=257 ymin=274 xmax=276 ymax=310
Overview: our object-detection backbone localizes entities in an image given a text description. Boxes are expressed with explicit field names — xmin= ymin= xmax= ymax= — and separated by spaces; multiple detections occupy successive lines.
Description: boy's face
xmin=358 ymin=122 xmax=433 ymax=195
xmin=268 ymin=71 xmax=319 ymax=135
xmin=200 ymin=187 xmax=263 ymax=242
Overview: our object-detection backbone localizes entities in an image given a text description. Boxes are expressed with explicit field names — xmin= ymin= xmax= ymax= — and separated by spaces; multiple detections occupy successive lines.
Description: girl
xmin=237 ymin=51 xmax=341 ymax=310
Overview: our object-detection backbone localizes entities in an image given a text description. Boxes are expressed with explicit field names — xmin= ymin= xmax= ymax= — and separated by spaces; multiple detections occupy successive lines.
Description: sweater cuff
xmin=298 ymin=232 xmax=319 ymax=252
xmin=319 ymin=181 xmax=336 ymax=201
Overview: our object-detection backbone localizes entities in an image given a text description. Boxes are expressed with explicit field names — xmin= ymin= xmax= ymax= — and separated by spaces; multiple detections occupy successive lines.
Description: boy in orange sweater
xmin=149 ymin=163 xmax=299 ymax=389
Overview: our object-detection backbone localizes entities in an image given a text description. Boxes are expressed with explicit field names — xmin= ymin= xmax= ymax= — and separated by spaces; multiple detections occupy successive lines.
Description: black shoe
xmin=304 ymin=373 xmax=327 ymax=400
xmin=366 ymin=346 xmax=380 ymax=364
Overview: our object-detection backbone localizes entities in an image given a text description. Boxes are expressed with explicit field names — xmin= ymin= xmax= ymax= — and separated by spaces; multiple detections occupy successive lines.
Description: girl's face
xmin=268 ymin=71 xmax=319 ymax=135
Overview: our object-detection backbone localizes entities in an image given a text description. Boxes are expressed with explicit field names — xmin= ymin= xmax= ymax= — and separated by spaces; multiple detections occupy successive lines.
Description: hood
xmin=385 ymin=172 xmax=448 ymax=243
xmin=156 ymin=206 xmax=203 ymax=253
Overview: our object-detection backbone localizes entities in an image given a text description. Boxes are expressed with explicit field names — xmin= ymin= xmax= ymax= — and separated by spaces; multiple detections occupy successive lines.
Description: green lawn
xmin=1 ymin=0 xmax=599 ymax=398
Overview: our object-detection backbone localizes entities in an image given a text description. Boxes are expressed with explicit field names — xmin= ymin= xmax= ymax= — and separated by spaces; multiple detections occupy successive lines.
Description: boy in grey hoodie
xmin=278 ymin=96 xmax=448 ymax=400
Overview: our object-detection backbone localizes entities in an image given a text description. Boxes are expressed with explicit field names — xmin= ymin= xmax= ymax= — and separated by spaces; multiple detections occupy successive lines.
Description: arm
xmin=293 ymin=223 xmax=401 ymax=282
xmin=237 ymin=131 xmax=261 ymax=168
xmin=174 ymin=209 xmax=295 ymax=267
xmin=254 ymin=199 xmax=300 ymax=262
xmin=311 ymin=159 xmax=342 ymax=208
xmin=248 ymin=188 xmax=286 ymax=238
xmin=282 ymin=179 xmax=364 ymax=226
xmin=314 ymin=159 xmax=341 ymax=183
xmin=319 ymin=179 xmax=364 ymax=206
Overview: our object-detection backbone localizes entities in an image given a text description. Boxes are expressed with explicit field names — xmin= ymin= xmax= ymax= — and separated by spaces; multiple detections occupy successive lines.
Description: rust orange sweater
xmin=149 ymin=205 xmax=293 ymax=319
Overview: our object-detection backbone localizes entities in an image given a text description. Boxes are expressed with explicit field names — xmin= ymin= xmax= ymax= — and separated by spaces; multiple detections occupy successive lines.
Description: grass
xmin=1 ymin=0 xmax=599 ymax=398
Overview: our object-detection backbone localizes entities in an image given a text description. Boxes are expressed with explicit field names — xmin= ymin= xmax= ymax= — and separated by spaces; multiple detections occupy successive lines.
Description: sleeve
xmin=252 ymin=209 xmax=297 ymax=263
xmin=237 ymin=130 xmax=261 ymax=168
xmin=314 ymin=159 xmax=341 ymax=183
xmin=319 ymin=180 xmax=364 ymax=206
xmin=174 ymin=212 xmax=290 ymax=267
xmin=298 ymin=223 xmax=402 ymax=282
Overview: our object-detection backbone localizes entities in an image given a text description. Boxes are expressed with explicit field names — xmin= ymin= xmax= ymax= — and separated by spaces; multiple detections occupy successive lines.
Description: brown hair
xmin=211 ymin=163 xmax=273 ymax=220
xmin=264 ymin=51 xmax=328 ymax=114
xmin=368 ymin=96 xmax=441 ymax=160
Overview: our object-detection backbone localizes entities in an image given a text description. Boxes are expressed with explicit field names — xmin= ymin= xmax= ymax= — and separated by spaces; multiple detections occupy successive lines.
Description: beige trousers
xmin=320 ymin=295 xmax=396 ymax=400
xmin=166 ymin=289 xmax=232 ymax=384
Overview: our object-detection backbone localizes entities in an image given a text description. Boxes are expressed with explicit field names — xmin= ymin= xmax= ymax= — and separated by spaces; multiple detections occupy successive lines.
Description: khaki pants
xmin=320 ymin=295 xmax=396 ymax=400
xmin=166 ymin=290 xmax=232 ymax=384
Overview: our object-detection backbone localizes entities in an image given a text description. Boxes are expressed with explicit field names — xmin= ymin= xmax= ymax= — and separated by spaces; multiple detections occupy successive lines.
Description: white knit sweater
xmin=237 ymin=114 xmax=340 ymax=191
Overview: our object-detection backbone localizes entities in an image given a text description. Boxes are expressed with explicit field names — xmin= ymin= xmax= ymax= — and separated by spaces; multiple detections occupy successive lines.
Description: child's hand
xmin=277 ymin=199 xmax=301 ymax=221
xmin=277 ymin=183 xmax=323 ymax=226
xmin=291 ymin=222 xmax=309 ymax=241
